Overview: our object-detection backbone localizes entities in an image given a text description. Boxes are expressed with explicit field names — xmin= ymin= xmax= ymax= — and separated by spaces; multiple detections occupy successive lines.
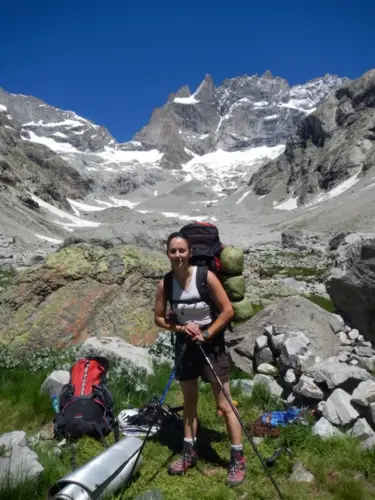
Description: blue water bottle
xmin=51 ymin=394 xmax=60 ymax=414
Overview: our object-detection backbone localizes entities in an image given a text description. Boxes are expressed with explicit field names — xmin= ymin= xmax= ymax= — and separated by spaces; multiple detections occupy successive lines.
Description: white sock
xmin=231 ymin=444 xmax=243 ymax=452
xmin=184 ymin=438 xmax=194 ymax=445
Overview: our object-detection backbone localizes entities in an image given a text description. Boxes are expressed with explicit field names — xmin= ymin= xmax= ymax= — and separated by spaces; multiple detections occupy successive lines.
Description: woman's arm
xmin=204 ymin=270 xmax=234 ymax=339
xmin=154 ymin=279 xmax=183 ymax=332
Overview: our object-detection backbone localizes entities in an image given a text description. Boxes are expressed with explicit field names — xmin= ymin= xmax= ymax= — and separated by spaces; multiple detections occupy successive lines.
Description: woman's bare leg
xmin=211 ymin=381 xmax=242 ymax=444
xmin=168 ymin=378 xmax=199 ymax=475
xmin=180 ymin=379 xmax=199 ymax=439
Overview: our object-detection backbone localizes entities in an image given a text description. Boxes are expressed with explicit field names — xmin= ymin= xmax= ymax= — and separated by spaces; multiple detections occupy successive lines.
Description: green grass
xmin=260 ymin=266 xmax=328 ymax=280
xmin=251 ymin=303 xmax=265 ymax=315
xmin=276 ymin=251 xmax=316 ymax=258
xmin=1 ymin=361 xmax=375 ymax=500
xmin=303 ymin=294 xmax=335 ymax=313
xmin=0 ymin=267 xmax=16 ymax=288
xmin=0 ymin=369 xmax=52 ymax=433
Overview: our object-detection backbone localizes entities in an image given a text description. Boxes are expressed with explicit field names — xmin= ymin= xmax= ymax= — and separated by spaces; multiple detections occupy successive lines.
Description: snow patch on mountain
xmin=31 ymin=195 xmax=101 ymax=231
xmin=305 ymin=172 xmax=362 ymax=208
xmin=174 ymin=95 xmax=199 ymax=105
xmin=97 ymin=146 xmax=163 ymax=167
xmin=22 ymin=130 xmax=80 ymax=153
xmin=53 ymin=132 xmax=68 ymax=138
xmin=23 ymin=119 xmax=84 ymax=129
xmin=35 ymin=233 xmax=64 ymax=244
xmin=182 ymin=144 xmax=285 ymax=193
xmin=273 ymin=171 xmax=362 ymax=212
xmin=236 ymin=190 xmax=252 ymax=204
xmin=274 ymin=196 xmax=299 ymax=211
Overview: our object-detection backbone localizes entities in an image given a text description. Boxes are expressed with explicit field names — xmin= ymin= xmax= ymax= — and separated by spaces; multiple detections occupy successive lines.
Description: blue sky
xmin=1 ymin=0 xmax=374 ymax=142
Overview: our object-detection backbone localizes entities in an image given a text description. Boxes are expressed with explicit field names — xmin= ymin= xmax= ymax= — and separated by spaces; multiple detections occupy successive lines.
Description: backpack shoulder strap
xmin=195 ymin=266 xmax=210 ymax=305
xmin=196 ymin=267 xmax=232 ymax=332
xmin=196 ymin=266 xmax=220 ymax=321
xmin=163 ymin=271 xmax=174 ymax=307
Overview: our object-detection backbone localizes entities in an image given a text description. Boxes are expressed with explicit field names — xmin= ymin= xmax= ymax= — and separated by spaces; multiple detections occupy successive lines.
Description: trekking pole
xmin=197 ymin=343 xmax=285 ymax=500
xmin=122 ymin=340 xmax=188 ymax=495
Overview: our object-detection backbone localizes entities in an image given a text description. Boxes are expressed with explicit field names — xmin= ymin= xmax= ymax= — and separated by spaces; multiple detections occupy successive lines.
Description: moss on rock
xmin=45 ymin=245 xmax=106 ymax=278
xmin=0 ymin=244 xmax=171 ymax=351
xmin=303 ymin=293 xmax=335 ymax=312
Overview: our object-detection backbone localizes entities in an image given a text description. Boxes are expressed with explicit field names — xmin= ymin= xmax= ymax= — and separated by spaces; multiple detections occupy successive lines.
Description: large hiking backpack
xmin=164 ymin=221 xmax=231 ymax=334
xmin=180 ymin=221 xmax=223 ymax=273
xmin=54 ymin=356 xmax=118 ymax=444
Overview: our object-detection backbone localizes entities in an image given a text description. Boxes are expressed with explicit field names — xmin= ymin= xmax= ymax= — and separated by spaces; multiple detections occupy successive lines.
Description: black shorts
xmin=174 ymin=339 xmax=230 ymax=384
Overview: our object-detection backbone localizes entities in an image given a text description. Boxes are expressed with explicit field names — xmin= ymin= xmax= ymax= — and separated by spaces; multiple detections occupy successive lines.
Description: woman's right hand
xmin=180 ymin=322 xmax=201 ymax=337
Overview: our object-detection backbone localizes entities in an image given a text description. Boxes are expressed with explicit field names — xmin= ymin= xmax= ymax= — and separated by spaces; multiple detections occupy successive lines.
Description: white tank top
xmin=172 ymin=266 xmax=212 ymax=327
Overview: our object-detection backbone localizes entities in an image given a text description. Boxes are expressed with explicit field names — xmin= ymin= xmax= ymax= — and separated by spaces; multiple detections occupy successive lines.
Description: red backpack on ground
xmin=54 ymin=356 xmax=118 ymax=444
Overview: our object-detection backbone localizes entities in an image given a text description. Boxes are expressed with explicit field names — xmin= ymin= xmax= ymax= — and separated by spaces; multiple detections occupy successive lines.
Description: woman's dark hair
xmin=166 ymin=231 xmax=190 ymax=251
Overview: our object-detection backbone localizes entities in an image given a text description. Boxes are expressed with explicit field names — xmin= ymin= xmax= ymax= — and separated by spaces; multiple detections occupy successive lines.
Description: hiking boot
xmin=226 ymin=449 xmax=246 ymax=487
xmin=168 ymin=441 xmax=197 ymax=475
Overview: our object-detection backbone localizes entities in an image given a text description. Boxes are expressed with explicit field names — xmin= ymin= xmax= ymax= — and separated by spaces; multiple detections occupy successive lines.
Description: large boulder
xmin=0 ymin=431 xmax=43 ymax=485
xmin=312 ymin=417 xmax=343 ymax=439
xmin=227 ymin=296 xmax=340 ymax=374
xmin=327 ymin=233 xmax=375 ymax=343
xmin=306 ymin=357 xmax=374 ymax=390
xmin=0 ymin=243 xmax=169 ymax=350
xmin=281 ymin=230 xmax=328 ymax=253
xmin=40 ymin=370 xmax=70 ymax=398
xmin=318 ymin=388 xmax=359 ymax=425
xmin=79 ymin=337 xmax=154 ymax=374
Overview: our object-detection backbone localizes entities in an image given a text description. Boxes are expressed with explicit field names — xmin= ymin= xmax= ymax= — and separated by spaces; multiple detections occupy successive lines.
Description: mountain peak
xmin=175 ymin=84 xmax=191 ymax=98
xmin=261 ymin=70 xmax=273 ymax=79
xmin=194 ymin=74 xmax=215 ymax=101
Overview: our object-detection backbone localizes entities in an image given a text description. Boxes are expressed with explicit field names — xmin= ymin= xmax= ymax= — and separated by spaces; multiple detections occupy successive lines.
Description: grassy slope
xmin=0 ymin=365 xmax=375 ymax=500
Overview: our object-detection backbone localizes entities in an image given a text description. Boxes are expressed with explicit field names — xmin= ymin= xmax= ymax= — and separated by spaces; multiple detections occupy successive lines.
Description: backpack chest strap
xmin=168 ymin=297 xmax=205 ymax=306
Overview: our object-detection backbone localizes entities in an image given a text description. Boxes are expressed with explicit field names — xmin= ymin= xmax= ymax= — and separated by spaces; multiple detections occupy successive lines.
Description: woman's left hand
xmin=191 ymin=331 xmax=205 ymax=343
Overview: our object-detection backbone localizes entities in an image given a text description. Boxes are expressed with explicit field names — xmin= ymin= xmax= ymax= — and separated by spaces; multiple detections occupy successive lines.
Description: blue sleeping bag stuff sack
xmin=261 ymin=407 xmax=303 ymax=428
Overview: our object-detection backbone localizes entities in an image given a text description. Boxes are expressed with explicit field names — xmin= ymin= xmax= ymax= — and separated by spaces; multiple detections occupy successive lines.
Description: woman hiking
xmin=154 ymin=231 xmax=246 ymax=487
